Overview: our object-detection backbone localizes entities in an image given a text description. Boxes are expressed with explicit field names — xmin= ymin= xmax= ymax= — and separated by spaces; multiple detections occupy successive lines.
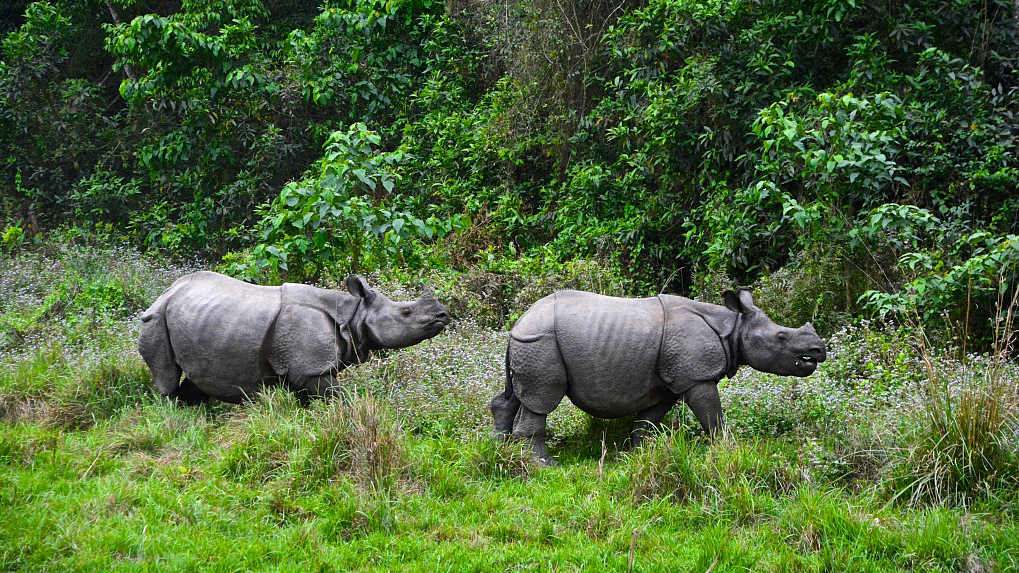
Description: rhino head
xmin=346 ymin=275 xmax=451 ymax=349
xmin=723 ymin=288 xmax=826 ymax=377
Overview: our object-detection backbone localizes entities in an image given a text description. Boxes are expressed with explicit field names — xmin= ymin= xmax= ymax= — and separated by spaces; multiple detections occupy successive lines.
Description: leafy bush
xmin=229 ymin=123 xmax=466 ymax=281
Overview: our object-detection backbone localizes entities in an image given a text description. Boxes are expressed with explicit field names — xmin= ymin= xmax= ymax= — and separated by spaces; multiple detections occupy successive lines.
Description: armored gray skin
xmin=490 ymin=288 xmax=826 ymax=465
xmin=138 ymin=271 xmax=450 ymax=403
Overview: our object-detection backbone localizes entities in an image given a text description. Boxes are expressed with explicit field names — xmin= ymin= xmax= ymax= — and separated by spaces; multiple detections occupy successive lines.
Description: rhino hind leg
xmin=504 ymin=336 xmax=567 ymax=465
xmin=138 ymin=312 xmax=185 ymax=398
xmin=490 ymin=347 xmax=521 ymax=437
xmin=489 ymin=390 xmax=520 ymax=438
xmin=684 ymin=383 xmax=724 ymax=436
xmin=513 ymin=406 xmax=557 ymax=466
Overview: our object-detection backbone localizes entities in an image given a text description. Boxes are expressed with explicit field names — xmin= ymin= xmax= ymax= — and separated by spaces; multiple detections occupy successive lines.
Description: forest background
xmin=3 ymin=0 xmax=1019 ymax=569
xmin=2 ymin=0 xmax=1017 ymax=333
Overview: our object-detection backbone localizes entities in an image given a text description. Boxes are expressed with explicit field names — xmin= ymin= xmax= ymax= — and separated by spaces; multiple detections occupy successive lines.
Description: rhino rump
xmin=162 ymin=273 xmax=281 ymax=401
xmin=509 ymin=291 xmax=664 ymax=418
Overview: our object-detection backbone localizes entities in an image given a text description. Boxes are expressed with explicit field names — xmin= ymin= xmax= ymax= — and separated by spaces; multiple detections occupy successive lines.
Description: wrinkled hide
xmin=490 ymin=288 xmax=826 ymax=465
xmin=138 ymin=271 xmax=449 ymax=403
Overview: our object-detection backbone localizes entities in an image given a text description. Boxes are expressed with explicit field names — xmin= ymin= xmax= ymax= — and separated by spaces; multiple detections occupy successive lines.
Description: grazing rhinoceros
xmin=138 ymin=271 xmax=450 ymax=403
xmin=489 ymin=288 xmax=826 ymax=465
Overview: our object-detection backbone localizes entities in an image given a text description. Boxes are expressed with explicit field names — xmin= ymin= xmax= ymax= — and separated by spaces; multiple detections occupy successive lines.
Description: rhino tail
xmin=489 ymin=345 xmax=520 ymax=435
xmin=503 ymin=345 xmax=514 ymax=399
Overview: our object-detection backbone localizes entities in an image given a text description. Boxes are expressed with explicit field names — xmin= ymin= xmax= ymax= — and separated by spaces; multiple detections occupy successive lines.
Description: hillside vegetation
xmin=2 ymin=0 xmax=1019 ymax=569
xmin=2 ymin=0 xmax=1017 ymax=333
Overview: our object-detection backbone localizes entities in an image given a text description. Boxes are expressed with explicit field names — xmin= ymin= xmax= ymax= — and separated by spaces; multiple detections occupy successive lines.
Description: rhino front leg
xmin=291 ymin=372 xmax=339 ymax=401
xmin=630 ymin=397 xmax=679 ymax=449
xmin=684 ymin=383 xmax=724 ymax=436
xmin=513 ymin=406 xmax=557 ymax=466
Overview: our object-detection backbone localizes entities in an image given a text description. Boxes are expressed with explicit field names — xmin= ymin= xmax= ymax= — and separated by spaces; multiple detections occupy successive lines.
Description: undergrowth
xmin=1 ymin=240 xmax=1018 ymax=570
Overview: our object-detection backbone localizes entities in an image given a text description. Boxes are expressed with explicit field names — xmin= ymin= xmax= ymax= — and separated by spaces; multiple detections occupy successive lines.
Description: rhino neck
xmin=725 ymin=311 xmax=744 ymax=377
xmin=344 ymin=303 xmax=378 ymax=362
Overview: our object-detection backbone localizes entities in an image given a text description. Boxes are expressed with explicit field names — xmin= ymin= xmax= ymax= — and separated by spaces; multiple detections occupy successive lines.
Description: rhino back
xmin=552 ymin=291 xmax=667 ymax=416
xmin=164 ymin=272 xmax=281 ymax=399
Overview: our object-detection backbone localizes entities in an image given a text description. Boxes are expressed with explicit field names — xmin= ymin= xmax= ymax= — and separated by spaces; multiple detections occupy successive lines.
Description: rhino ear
xmin=722 ymin=290 xmax=741 ymax=312
xmin=723 ymin=288 xmax=758 ymax=314
xmin=739 ymin=288 xmax=759 ymax=310
xmin=345 ymin=275 xmax=376 ymax=303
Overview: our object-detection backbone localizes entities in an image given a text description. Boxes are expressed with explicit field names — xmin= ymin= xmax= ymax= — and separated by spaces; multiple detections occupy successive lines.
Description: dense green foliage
xmin=2 ymin=0 xmax=1017 ymax=337
xmin=4 ymin=3 xmax=1019 ymax=567
xmin=2 ymin=240 xmax=1019 ymax=570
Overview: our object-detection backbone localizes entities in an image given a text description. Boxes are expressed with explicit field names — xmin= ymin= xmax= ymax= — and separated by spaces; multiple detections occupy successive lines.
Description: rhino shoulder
xmin=281 ymin=283 xmax=360 ymax=327
xmin=658 ymin=299 xmax=735 ymax=392
xmin=659 ymin=295 xmax=737 ymax=339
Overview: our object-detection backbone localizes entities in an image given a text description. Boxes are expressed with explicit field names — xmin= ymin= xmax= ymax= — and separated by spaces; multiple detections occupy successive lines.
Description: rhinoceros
xmin=489 ymin=288 xmax=826 ymax=464
xmin=138 ymin=271 xmax=450 ymax=403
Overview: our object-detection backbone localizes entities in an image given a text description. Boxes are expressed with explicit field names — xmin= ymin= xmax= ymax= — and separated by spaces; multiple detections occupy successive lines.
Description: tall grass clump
xmin=44 ymin=355 xmax=153 ymax=429
xmin=216 ymin=389 xmax=310 ymax=483
xmin=306 ymin=391 xmax=408 ymax=491
xmin=465 ymin=436 xmax=534 ymax=480
xmin=885 ymin=293 xmax=1019 ymax=505
xmin=625 ymin=430 xmax=798 ymax=508
xmin=626 ymin=429 xmax=701 ymax=503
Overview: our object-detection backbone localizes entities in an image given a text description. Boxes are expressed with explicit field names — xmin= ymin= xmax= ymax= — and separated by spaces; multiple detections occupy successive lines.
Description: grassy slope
xmin=1 ymin=242 xmax=1017 ymax=572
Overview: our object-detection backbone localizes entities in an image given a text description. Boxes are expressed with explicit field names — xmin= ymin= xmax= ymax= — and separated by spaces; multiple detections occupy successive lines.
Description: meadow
xmin=2 ymin=239 xmax=1018 ymax=572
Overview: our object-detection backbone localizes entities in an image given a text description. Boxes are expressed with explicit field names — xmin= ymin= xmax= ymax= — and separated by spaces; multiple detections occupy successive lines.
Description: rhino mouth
xmin=794 ymin=355 xmax=818 ymax=374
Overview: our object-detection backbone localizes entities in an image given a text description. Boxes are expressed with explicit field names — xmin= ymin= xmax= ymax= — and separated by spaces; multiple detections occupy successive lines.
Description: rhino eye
xmin=400 ymin=307 xmax=412 ymax=316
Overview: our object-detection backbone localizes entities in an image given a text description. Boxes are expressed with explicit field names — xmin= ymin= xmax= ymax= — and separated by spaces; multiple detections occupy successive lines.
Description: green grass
xmin=2 ymin=240 xmax=1018 ymax=571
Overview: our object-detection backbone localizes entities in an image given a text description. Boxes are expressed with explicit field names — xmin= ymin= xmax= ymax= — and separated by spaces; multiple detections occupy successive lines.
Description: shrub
xmin=230 ymin=123 xmax=466 ymax=282
xmin=882 ymin=305 xmax=1019 ymax=505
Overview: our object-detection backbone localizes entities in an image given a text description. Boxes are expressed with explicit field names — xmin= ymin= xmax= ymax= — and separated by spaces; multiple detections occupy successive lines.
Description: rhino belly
xmin=555 ymin=295 xmax=668 ymax=418
xmin=166 ymin=279 xmax=280 ymax=399
xmin=567 ymin=372 xmax=672 ymax=418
